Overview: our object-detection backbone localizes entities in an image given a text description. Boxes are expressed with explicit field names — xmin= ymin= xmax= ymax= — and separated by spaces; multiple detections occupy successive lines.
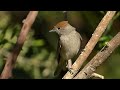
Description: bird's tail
xmin=54 ymin=59 xmax=66 ymax=76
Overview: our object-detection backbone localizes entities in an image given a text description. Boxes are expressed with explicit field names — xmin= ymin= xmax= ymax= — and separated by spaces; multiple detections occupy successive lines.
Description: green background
xmin=0 ymin=11 xmax=120 ymax=79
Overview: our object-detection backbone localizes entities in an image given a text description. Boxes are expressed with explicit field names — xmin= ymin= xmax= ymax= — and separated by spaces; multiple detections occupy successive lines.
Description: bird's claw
xmin=68 ymin=68 xmax=74 ymax=75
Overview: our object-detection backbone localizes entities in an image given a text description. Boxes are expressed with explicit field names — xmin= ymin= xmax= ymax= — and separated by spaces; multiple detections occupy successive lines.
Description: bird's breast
xmin=60 ymin=31 xmax=80 ymax=60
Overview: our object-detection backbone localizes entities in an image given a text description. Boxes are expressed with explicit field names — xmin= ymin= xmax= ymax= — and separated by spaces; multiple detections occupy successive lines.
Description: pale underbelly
xmin=60 ymin=44 xmax=80 ymax=60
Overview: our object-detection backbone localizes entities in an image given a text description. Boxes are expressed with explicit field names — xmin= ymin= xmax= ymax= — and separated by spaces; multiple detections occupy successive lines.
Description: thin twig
xmin=74 ymin=32 xmax=120 ymax=79
xmin=63 ymin=11 xmax=116 ymax=79
xmin=63 ymin=11 xmax=68 ymax=21
xmin=90 ymin=73 xmax=104 ymax=79
xmin=0 ymin=11 xmax=38 ymax=79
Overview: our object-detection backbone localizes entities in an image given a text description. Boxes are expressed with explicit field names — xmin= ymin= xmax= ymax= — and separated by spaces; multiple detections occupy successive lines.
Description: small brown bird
xmin=50 ymin=21 xmax=82 ymax=76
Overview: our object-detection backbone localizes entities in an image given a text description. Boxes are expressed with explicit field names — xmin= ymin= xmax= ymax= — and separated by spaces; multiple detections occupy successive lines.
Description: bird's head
xmin=50 ymin=21 xmax=75 ymax=36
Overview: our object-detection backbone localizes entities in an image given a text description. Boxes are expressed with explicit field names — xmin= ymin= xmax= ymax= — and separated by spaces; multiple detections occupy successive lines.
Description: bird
xmin=49 ymin=21 xmax=82 ymax=76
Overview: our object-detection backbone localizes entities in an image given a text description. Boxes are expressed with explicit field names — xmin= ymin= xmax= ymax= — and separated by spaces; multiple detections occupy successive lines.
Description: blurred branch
xmin=0 ymin=11 xmax=38 ymax=79
xmin=63 ymin=11 xmax=68 ymax=21
xmin=63 ymin=11 xmax=116 ymax=79
xmin=90 ymin=73 xmax=104 ymax=79
xmin=74 ymin=32 xmax=120 ymax=79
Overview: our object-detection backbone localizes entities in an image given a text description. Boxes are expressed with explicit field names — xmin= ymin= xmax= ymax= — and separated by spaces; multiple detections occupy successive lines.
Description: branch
xmin=63 ymin=11 xmax=116 ymax=79
xmin=0 ymin=11 xmax=38 ymax=79
xmin=90 ymin=73 xmax=104 ymax=79
xmin=74 ymin=32 xmax=120 ymax=79
xmin=63 ymin=11 xmax=68 ymax=21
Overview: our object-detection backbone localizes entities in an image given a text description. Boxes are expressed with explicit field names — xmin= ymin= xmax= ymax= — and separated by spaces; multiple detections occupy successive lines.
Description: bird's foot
xmin=68 ymin=68 xmax=74 ymax=75
xmin=66 ymin=59 xmax=74 ymax=74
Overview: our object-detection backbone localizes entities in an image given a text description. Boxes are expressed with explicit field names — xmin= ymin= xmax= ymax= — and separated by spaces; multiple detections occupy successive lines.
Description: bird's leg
xmin=66 ymin=59 xmax=74 ymax=74
xmin=67 ymin=59 xmax=72 ymax=69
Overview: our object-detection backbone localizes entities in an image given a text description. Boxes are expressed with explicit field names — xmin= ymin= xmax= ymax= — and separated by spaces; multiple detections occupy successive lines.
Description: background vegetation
xmin=0 ymin=11 xmax=120 ymax=79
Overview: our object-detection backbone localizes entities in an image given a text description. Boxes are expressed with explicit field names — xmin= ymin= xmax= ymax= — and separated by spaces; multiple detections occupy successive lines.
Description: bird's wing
xmin=54 ymin=37 xmax=63 ymax=76
xmin=79 ymin=33 xmax=82 ymax=41
xmin=56 ymin=37 xmax=61 ymax=63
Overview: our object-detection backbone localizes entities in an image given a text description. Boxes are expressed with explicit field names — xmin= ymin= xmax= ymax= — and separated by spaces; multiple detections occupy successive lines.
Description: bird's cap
xmin=55 ymin=21 xmax=68 ymax=28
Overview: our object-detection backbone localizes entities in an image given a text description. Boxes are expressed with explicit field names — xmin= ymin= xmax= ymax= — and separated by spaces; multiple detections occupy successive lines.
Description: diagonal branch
xmin=74 ymin=31 xmax=120 ymax=79
xmin=63 ymin=11 xmax=116 ymax=79
xmin=0 ymin=11 xmax=38 ymax=79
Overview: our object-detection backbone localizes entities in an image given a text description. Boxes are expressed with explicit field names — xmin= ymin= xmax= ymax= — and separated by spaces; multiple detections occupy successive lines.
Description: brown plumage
xmin=56 ymin=21 xmax=68 ymax=29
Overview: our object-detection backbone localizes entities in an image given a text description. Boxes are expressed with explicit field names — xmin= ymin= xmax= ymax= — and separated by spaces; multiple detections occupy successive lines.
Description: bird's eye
xmin=58 ymin=27 xmax=60 ymax=29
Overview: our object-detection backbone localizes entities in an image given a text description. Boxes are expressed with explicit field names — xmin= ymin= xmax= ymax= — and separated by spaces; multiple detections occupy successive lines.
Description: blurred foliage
xmin=0 ymin=11 xmax=120 ymax=79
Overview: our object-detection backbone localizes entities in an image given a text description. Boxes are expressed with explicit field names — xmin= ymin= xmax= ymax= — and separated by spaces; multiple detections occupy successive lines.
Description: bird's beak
xmin=49 ymin=27 xmax=60 ymax=35
xmin=49 ymin=29 xmax=57 ymax=32
xmin=49 ymin=27 xmax=57 ymax=33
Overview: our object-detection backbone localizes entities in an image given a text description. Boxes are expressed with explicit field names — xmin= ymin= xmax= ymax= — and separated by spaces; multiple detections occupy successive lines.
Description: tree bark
xmin=0 ymin=11 xmax=38 ymax=79
xmin=74 ymin=32 xmax=120 ymax=79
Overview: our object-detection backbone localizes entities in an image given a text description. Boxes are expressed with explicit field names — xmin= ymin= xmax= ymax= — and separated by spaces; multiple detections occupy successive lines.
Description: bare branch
xmin=63 ymin=11 xmax=68 ymax=20
xmin=63 ymin=11 xmax=116 ymax=79
xmin=90 ymin=73 xmax=104 ymax=79
xmin=74 ymin=32 xmax=120 ymax=79
xmin=0 ymin=11 xmax=38 ymax=79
